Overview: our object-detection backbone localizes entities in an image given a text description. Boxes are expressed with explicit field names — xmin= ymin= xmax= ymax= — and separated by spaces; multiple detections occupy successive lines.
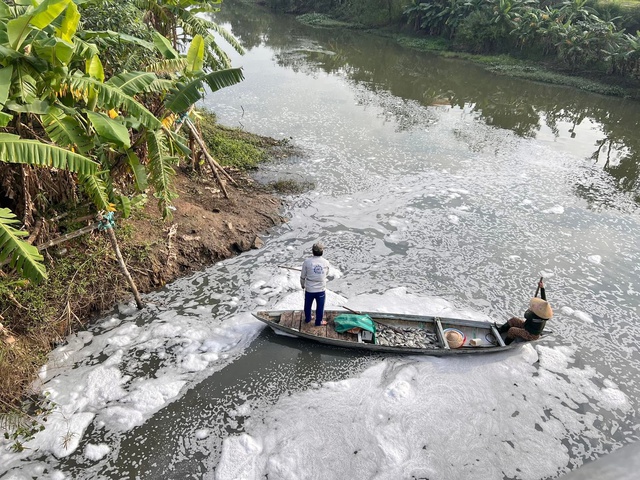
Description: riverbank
xmin=0 ymin=124 xmax=300 ymax=416
xmin=295 ymin=12 xmax=640 ymax=99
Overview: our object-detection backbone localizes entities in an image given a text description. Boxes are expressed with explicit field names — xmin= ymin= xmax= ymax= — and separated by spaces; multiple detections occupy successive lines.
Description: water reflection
xmin=213 ymin=3 xmax=640 ymax=204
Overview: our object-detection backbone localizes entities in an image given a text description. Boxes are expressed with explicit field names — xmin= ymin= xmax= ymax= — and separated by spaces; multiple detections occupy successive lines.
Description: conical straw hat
xmin=529 ymin=297 xmax=553 ymax=320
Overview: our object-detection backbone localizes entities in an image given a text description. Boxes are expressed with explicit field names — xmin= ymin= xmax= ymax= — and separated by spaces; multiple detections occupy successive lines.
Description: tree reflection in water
xmin=211 ymin=3 xmax=640 ymax=206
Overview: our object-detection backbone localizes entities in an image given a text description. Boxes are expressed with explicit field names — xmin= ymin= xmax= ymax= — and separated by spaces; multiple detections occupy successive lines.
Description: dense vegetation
xmin=0 ymin=0 xmax=243 ymax=287
xmin=262 ymin=0 xmax=640 ymax=88
xmin=0 ymin=0 xmax=248 ymax=416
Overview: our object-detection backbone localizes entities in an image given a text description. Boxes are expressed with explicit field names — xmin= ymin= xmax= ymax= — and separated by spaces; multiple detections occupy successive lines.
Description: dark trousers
xmin=304 ymin=291 xmax=326 ymax=325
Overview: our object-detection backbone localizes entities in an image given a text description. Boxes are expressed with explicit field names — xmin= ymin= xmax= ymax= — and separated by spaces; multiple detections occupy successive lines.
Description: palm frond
xmin=42 ymin=108 xmax=93 ymax=154
xmin=64 ymin=75 xmax=161 ymax=129
xmin=0 ymin=207 xmax=47 ymax=283
xmin=145 ymin=58 xmax=189 ymax=75
xmin=0 ymin=132 xmax=98 ymax=174
xmin=78 ymin=172 xmax=112 ymax=211
xmin=164 ymin=68 xmax=243 ymax=114
xmin=106 ymin=71 xmax=158 ymax=96
xmin=146 ymin=129 xmax=178 ymax=220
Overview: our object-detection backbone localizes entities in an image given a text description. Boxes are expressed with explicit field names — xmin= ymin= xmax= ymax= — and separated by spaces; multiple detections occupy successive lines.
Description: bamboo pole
xmin=36 ymin=223 xmax=100 ymax=251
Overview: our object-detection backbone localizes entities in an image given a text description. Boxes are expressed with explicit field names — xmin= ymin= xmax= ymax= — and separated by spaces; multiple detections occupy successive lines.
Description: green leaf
xmin=0 ymin=132 xmax=98 ymax=174
xmin=86 ymin=55 xmax=104 ymax=82
xmin=0 ymin=66 xmax=13 ymax=107
xmin=115 ymin=195 xmax=131 ymax=218
xmin=0 ymin=207 xmax=47 ymax=283
xmin=126 ymin=149 xmax=148 ymax=192
xmin=146 ymin=129 xmax=178 ymax=220
xmin=31 ymin=36 xmax=72 ymax=64
xmin=164 ymin=68 xmax=243 ymax=113
xmin=152 ymin=31 xmax=179 ymax=59
xmin=0 ymin=111 xmax=12 ymax=127
xmin=106 ymin=72 xmax=157 ymax=96
xmin=78 ymin=173 xmax=111 ymax=211
xmin=5 ymin=99 xmax=51 ymax=114
xmin=56 ymin=0 xmax=79 ymax=43
xmin=81 ymin=30 xmax=155 ymax=51
xmin=13 ymin=70 xmax=37 ymax=104
xmin=43 ymin=108 xmax=92 ymax=153
xmin=0 ymin=2 xmax=10 ymax=17
xmin=7 ymin=0 xmax=72 ymax=49
xmin=30 ymin=0 xmax=71 ymax=29
xmin=65 ymin=75 xmax=161 ymax=129
xmin=186 ymin=34 xmax=205 ymax=73
xmin=145 ymin=58 xmax=189 ymax=75
xmin=6 ymin=15 xmax=32 ymax=51
xmin=86 ymin=111 xmax=131 ymax=148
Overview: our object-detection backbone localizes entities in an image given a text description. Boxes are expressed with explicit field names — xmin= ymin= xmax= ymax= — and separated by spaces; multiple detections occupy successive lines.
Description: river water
xmin=2 ymin=5 xmax=640 ymax=480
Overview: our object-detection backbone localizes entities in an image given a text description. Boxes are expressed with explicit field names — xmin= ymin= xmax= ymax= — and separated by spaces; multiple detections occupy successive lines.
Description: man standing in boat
xmin=497 ymin=279 xmax=553 ymax=344
xmin=300 ymin=242 xmax=330 ymax=326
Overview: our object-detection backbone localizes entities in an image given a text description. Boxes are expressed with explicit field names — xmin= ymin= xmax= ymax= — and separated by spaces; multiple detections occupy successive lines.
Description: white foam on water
xmin=216 ymin=343 xmax=630 ymax=480
xmin=84 ymin=443 xmax=110 ymax=461
xmin=543 ymin=205 xmax=565 ymax=214
xmin=588 ymin=255 xmax=602 ymax=264
xmin=0 ymin=308 xmax=264 ymax=471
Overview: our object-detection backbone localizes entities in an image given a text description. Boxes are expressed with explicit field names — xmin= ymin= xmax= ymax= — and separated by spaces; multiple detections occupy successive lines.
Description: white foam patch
xmin=543 ymin=205 xmax=565 ymax=214
xmin=84 ymin=443 xmax=110 ymax=461
xmin=588 ymin=255 xmax=602 ymax=264
xmin=216 ymin=340 xmax=630 ymax=480
xmin=560 ymin=307 xmax=594 ymax=324
xmin=0 ymin=310 xmax=263 ymax=466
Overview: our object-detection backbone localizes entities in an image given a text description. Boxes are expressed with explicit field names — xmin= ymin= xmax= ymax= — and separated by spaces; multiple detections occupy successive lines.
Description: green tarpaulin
xmin=334 ymin=314 xmax=376 ymax=341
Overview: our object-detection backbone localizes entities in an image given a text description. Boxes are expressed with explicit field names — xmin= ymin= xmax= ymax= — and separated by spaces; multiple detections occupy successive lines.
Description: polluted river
xmin=1 ymin=4 xmax=639 ymax=480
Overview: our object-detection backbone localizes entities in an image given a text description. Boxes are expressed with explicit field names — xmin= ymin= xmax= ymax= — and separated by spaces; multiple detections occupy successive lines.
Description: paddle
xmin=535 ymin=276 xmax=543 ymax=297
xmin=340 ymin=305 xmax=404 ymax=333
xmin=278 ymin=265 xmax=301 ymax=271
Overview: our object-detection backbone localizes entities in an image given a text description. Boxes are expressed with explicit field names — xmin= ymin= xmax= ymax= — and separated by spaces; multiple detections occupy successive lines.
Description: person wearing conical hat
xmin=497 ymin=279 xmax=553 ymax=344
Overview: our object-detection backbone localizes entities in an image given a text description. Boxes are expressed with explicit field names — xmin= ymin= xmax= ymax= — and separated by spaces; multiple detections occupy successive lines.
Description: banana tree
xmin=134 ymin=0 xmax=244 ymax=70
xmin=1 ymin=0 xmax=245 ymax=284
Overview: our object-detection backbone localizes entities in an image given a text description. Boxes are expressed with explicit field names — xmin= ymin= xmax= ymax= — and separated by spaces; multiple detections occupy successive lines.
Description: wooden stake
xmin=97 ymin=213 xmax=144 ymax=310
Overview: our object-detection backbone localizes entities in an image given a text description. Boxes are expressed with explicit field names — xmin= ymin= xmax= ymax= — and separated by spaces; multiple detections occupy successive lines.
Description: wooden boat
xmin=252 ymin=309 xmax=549 ymax=355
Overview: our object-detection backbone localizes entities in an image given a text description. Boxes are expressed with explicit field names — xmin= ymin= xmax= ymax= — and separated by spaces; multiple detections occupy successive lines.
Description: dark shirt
xmin=524 ymin=287 xmax=547 ymax=335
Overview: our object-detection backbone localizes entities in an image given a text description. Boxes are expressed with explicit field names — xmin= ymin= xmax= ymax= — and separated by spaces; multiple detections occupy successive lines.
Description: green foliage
xmin=164 ymin=68 xmax=244 ymax=113
xmin=297 ymin=13 xmax=364 ymax=29
xmin=0 ymin=0 xmax=245 ymax=286
xmin=400 ymin=0 xmax=640 ymax=82
xmin=200 ymin=124 xmax=267 ymax=169
xmin=0 ymin=208 xmax=47 ymax=283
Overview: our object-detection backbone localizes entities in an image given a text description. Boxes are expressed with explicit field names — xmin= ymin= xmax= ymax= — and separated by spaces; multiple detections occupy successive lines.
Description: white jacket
xmin=300 ymin=256 xmax=330 ymax=293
